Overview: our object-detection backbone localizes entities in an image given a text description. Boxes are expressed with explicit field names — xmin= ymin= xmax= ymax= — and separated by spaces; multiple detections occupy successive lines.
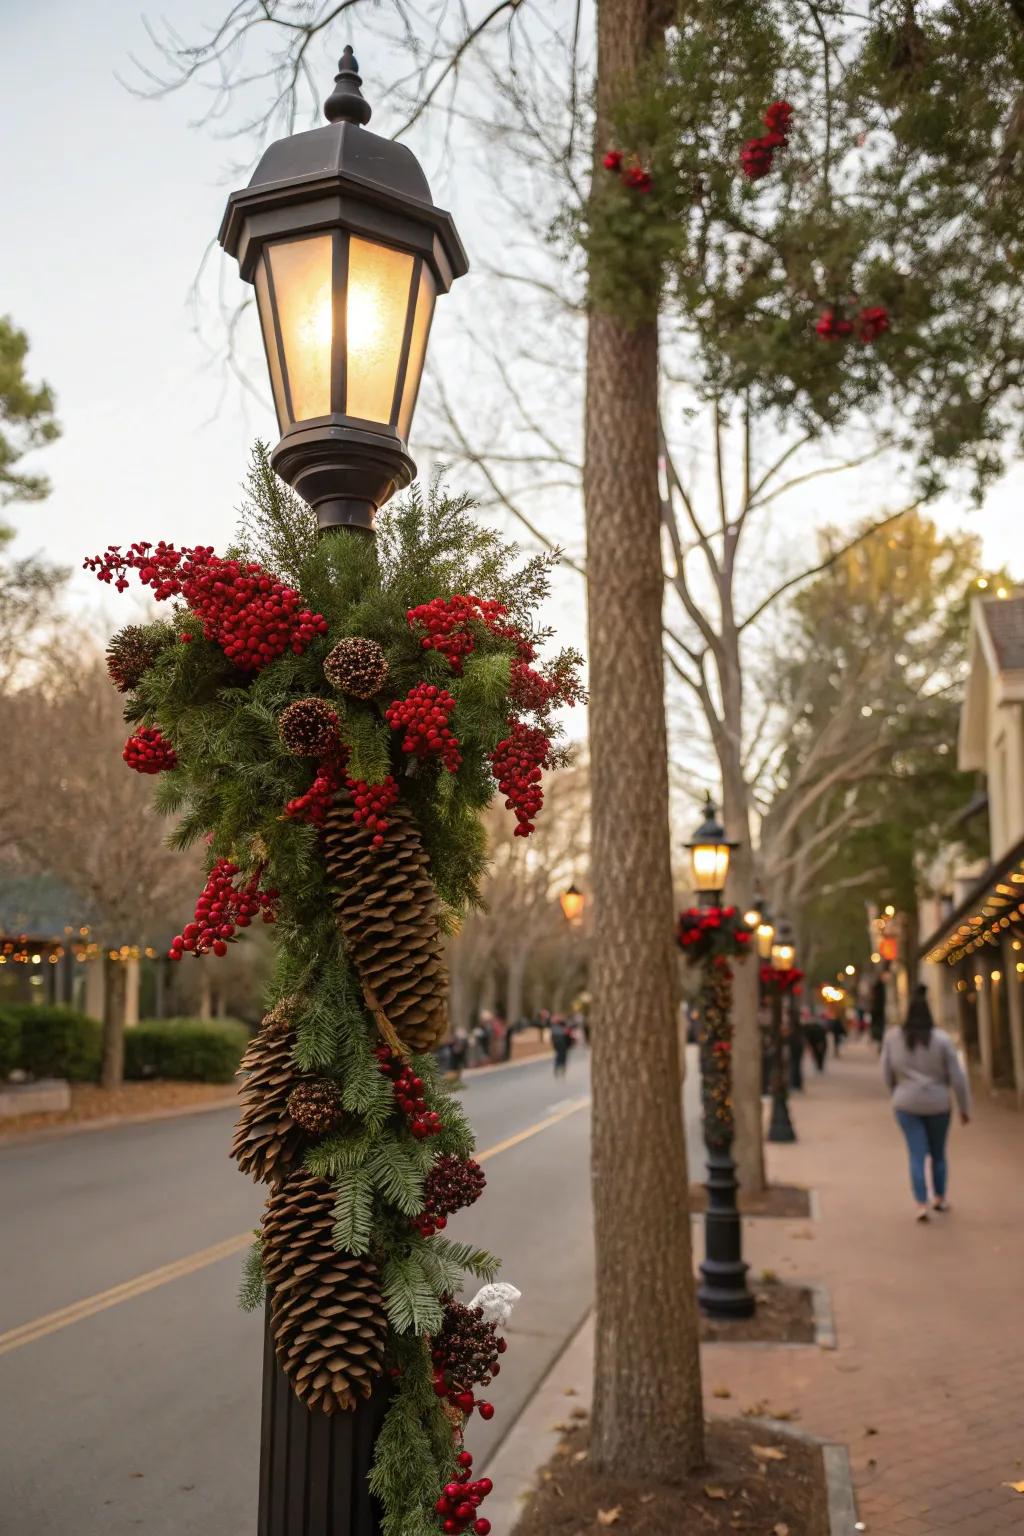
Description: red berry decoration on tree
xmin=413 ymin=1154 xmax=486 ymax=1237
xmin=434 ymin=1448 xmax=495 ymax=1536
xmin=386 ymin=683 xmax=462 ymax=772
xmin=349 ymin=775 xmax=399 ymax=848
xmin=84 ymin=542 xmax=328 ymax=673
xmin=815 ymin=307 xmax=855 ymax=340
xmin=430 ymin=1300 xmax=502 ymax=1422
xmin=490 ymin=722 xmax=550 ymax=836
xmin=602 ymin=149 xmax=623 ymax=172
xmin=169 ymin=858 xmax=278 ymax=960
xmin=283 ymin=759 xmax=344 ymax=826
xmin=857 ymin=304 xmax=890 ymax=343
xmin=406 ymin=594 xmax=512 ymax=674
xmin=740 ymin=99 xmax=794 ymax=179
xmin=602 ymin=149 xmax=653 ymax=192
xmin=675 ymin=905 xmax=753 ymax=963
xmin=763 ymin=99 xmax=794 ymax=136
xmin=123 ymin=726 xmax=177 ymax=774
xmin=374 ymin=1046 xmax=441 ymax=1139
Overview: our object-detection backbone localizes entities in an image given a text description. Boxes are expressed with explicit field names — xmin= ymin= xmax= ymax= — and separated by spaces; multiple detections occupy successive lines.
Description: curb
xmin=811 ymin=1282 xmax=838 ymax=1349
xmin=746 ymin=1417 xmax=859 ymax=1535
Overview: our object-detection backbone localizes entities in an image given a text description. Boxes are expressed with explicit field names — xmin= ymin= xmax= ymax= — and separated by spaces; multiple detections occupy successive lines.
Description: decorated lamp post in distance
xmin=677 ymin=798 xmax=755 ymax=1319
xmin=764 ymin=917 xmax=801 ymax=1145
xmin=559 ymin=883 xmax=585 ymax=924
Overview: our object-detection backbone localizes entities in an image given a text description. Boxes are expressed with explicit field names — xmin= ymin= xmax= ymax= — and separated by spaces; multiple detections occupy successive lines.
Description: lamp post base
xmin=697 ymin=1145 xmax=756 ymax=1318
xmin=767 ymin=1090 xmax=797 ymax=1143
xmin=258 ymin=1303 xmax=390 ymax=1536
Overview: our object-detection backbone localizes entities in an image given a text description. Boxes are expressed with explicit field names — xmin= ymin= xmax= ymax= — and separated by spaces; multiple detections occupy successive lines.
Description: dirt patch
xmin=689 ymin=1184 xmax=811 ymax=1218
xmin=700 ymin=1281 xmax=816 ymax=1345
xmin=0 ymin=1080 xmax=237 ymax=1139
xmin=513 ymin=1416 xmax=829 ymax=1536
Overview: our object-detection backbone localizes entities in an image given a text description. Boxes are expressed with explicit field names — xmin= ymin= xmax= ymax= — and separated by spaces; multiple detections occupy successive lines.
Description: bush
xmin=0 ymin=1008 xmax=22 ymax=1078
xmin=124 ymin=1018 xmax=249 ymax=1083
xmin=10 ymin=1005 xmax=103 ymax=1081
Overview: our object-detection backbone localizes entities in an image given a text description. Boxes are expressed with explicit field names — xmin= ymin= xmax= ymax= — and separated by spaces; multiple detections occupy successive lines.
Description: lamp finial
xmin=324 ymin=45 xmax=372 ymax=126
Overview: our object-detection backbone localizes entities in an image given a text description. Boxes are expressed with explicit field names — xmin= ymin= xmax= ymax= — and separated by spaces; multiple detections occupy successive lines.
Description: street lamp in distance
xmin=685 ymin=796 xmax=738 ymax=906
xmin=560 ymin=884 xmax=585 ymax=925
xmin=743 ymin=891 xmax=764 ymax=930
xmin=767 ymin=917 xmax=798 ymax=1144
xmin=219 ymin=46 xmax=468 ymax=535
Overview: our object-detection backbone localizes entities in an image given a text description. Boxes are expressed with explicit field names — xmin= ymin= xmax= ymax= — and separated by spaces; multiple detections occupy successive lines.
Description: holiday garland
xmin=676 ymin=906 xmax=751 ymax=1150
xmin=86 ymin=446 xmax=583 ymax=1536
xmin=760 ymin=964 xmax=805 ymax=996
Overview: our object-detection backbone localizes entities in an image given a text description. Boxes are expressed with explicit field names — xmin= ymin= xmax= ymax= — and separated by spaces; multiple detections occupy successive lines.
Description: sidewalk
xmin=710 ymin=1042 xmax=1024 ymax=1532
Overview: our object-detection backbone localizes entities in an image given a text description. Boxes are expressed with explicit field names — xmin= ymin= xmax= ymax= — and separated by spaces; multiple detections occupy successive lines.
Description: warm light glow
xmin=346 ymin=237 xmax=415 ymax=425
xmin=997 ymin=586 xmax=1009 ymax=599
xmin=559 ymin=884 xmax=585 ymax=925
xmin=992 ymin=969 xmax=1002 ymax=982
xmin=974 ymin=974 xmax=984 ymax=986
xmin=268 ymin=235 xmax=334 ymax=422
xmin=690 ymin=842 xmax=731 ymax=895
xmin=884 ymin=903 xmax=895 ymax=917
xmin=772 ymin=940 xmax=795 ymax=972
xmin=743 ymin=906 xmax=761 ymax=929
xmin=871 ymin=951 xmax=881 ymax=963
xmin=756 ymin=921 xmax=775 ymax=960
xmin=31 ymin=954 xmax=41 ymax=965
xmin=844 ymin=964 xmax=856 ymax=976
xmin=977 ymin=577 xmax=989 ymax=589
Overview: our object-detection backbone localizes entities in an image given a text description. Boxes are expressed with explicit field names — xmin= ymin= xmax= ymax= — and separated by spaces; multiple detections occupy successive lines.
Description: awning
xmin=922 ymin=831 xmax=1024 ymax=966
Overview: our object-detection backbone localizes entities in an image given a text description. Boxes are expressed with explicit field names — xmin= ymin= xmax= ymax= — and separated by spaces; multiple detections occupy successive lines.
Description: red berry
xmin=477 ymin=1402 xmax=494 ymax=1421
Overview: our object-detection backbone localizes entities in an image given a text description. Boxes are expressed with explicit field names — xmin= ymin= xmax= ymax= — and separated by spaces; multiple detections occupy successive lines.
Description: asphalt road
xmin=0 ymin=1047 xmax=704 ymax=1536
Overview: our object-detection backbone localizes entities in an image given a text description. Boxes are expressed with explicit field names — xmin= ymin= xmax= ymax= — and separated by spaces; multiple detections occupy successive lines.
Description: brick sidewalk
xmin=706 ymin=1040 xmax=1024 ymax=1532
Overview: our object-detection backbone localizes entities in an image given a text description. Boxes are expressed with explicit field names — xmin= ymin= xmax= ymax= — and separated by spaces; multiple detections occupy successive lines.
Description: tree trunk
xmin=585 ymin=0 xmax=704 ymax=1478
xmin=101 ymin=956 xmax=127 ymax=1090
xmin=505 ymin=946 xmax=528 ymax=1026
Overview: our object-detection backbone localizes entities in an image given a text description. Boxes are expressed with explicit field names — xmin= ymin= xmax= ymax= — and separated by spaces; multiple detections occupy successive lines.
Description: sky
xmin=3 ymin=0 xmax=1023 ymax=663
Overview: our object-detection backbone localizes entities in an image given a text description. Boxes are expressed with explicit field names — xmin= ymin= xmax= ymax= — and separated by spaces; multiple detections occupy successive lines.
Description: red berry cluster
xmin=283 ymin=759 xmax=342 ymax=826
xmin=435 ymin=1450 xmax=493 ymax=1536
xmin=386 ymin=683 xmax=462 ymax=772
xmin=85 ymin=541 xmax=328 ymax=673
xmin=740 ymin=99 xmax=794 ymax=179
xmin=349 ymin=775 xmax=399 ymax=848
xmin=676 ymin=905 xmax=753 ymax=965
xmin=374 ymin=1046 xmax=442 ymax=1139
xmin=816 ymin=303 xmax=889 ymax=343
xmin=413 ymin=1154 xmax=487 ymax=1238
xmin=431 ymin=1301 xmax=503 ymax=1423
xmin=759 ymin=963 xmax=806 ymax=995
xmin=169 ymin=858 xmax=278 ymax=959
xmin=490 ymin=722 xmax=550 ymax=836
xmin=122 ymin=726 xmax=177 ymax=774
xmin=406 ymin=595 xmax=511 ymax=673
xmin=603 ymin=149 xmax=653 ymax=193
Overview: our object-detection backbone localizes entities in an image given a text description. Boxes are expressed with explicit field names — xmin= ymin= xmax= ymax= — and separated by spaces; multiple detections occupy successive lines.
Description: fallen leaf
xmin=1003 ymin=1481 xmax=1024 ymax=1494
xmin=596 ymin=1506 xmax=621 ymax=1526
xmin=550 ymin=1420 xmax=572 ymax=1432
xmin=552 ymin=1483 xmax=564 ymax=1499
xmin=789 ymin=1227 xmax=815 ymax=1240
xmin=571 ymin=1407 xmax=589 ymax=1420
xmin=704 ymin=1485 xmax=728 ymax=1500
xmin=573 ymin=1451 xmax=588 ymax=1464
xmin=865 ymin=1426 xmax=878 ymax=1437
xmin=741 ymin=1400 xmax=769 ymax=1418
xmin=773 ymin=1409 xmax=800 ymax=1422
xmin=713 ymin=1387 xmax=732 ymax=1399
xmin=752 ymin=1445 xmax=787 ymax=1462
xmin=564 ymin=1387 xmax=578 ymax=1396
xmin=774 ymin=1524 xmax=790 ymax=1535
xmin=639 ymin=1493 xmax=655 ymax=1505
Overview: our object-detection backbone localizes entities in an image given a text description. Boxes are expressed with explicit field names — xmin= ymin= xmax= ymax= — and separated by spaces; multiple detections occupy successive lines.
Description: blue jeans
xmin=895 ymin=1110 xmax=951 ymax=1204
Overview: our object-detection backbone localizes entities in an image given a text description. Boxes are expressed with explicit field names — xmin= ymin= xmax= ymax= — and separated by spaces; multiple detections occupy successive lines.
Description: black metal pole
xmin=696 ymin=951 xmax=755 ymax=1319
xmin=767 ymin=983 xmax=797 ymax=1143
xmin=787 ymin=991 xmax=804 ymax=1093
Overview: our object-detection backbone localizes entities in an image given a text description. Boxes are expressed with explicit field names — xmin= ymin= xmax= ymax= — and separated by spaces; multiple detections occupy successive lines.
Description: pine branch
xmin=237 ymin=1237 xmax=265 ymax=1313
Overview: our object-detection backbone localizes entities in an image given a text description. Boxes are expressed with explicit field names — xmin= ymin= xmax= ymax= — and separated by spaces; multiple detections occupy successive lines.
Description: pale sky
xmin=3 ymin=0 xmax=1022 ymax=664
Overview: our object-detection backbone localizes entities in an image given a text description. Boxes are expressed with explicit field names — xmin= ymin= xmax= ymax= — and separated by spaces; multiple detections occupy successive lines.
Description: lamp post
xmin=767 ymin=918 xmax=798 ymax=1144
xmin=683 ymin=800 xmax=754 ymax=1319
xmin=219 ymin=47 xmax=467 ymax=1536
xmin=560 ymin=883 xmax=585 ymax=925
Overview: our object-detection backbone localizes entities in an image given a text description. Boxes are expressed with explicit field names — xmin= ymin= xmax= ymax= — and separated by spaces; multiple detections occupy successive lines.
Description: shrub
xmin=0 ymin=1009 xmax=22 ymax=1078
xmin=10 ymin=1005 xmax=103 ymax=1081
xmin=124 ymin=1018 xmax=249 ymax=1083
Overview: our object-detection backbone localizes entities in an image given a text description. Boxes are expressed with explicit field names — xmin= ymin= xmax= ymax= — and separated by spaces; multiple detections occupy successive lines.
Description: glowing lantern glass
xmin=685 ymin=796 xmax=737 ymax=903
xmin=560 ymin=884 xmax=585 ymax=924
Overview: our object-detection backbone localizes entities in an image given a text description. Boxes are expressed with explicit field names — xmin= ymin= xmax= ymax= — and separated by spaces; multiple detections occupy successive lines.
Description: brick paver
xmin=702 ymin=1042 xmax=1024 ymax=1531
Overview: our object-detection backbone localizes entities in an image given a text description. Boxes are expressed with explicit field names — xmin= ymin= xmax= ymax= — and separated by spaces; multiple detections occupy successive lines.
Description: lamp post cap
xmin=325 ymin=45 xmax=373 ymax=126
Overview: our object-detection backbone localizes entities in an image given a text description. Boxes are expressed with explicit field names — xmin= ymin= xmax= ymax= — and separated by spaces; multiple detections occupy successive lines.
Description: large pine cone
xmin=231 ymin=1027 xmax=305 ymax=1187
xmin=262 ymin=1171 xmax=387 ymax=1414
xmin=323 ymin=789 xmax=448 ymax=1054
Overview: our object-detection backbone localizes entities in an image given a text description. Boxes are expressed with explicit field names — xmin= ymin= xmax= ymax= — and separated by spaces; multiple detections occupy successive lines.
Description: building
xmin=921 ymin=593 xmax=1024 ymax=1105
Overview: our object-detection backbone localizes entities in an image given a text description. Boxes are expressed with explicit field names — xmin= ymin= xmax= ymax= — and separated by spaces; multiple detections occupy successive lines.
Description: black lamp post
xmin=767 ymin=918 xmax=798 ymax=1144
xmin=220 ymin=46 xmax=468 ymax=535
xmin=683 ymin=800 xmax=754 ymax=1319
xmin=219 ymin=47 xmax=467 ymax=1536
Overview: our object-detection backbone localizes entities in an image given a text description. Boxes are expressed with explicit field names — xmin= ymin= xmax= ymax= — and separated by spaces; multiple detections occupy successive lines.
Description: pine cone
xmin=261 ymin=1171 xmax=387 ymax=1414
xmin=231 ymin=1026 xmax=305 ymax=1187
xmin=106 ymin=624 xmax=171 ymax=692
xmin=288 ymin=1079 xmax=345 ymax=1134
xmin=262 ymin=995 xmax=302 ymax=1035
xmin=279 ymin=697 xmax=341 ymax=757
xmin=324 ymin=636 xmax=390 ymax=699
xmin=323 ymin=788 xmax=448 ymax=1054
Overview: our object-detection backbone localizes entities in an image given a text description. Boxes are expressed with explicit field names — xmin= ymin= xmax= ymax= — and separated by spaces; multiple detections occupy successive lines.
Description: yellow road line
xmin=0 ymin=1096 xmax=590 ymax=1357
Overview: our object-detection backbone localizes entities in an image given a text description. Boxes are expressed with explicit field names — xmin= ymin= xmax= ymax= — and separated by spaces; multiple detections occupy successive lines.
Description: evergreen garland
xmin=677 ymin=907 xmax=752 ymax=1152
xmin=84 ymin=448 xmax=582 ymax=1536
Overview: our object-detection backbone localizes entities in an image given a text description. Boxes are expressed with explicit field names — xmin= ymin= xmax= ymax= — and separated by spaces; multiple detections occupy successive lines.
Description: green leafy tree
xmin=0 ymin=316 xmax=59 ymax=505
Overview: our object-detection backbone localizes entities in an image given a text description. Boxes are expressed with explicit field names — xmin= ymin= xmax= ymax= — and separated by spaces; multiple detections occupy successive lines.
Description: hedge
xmin=0 ymin=1008 xmax=22 ymax=1078
xmin=124 ymin=1018 xmax=249 ymax=1083
xmin=6 ymin=1005 xmax=103 ymax=1081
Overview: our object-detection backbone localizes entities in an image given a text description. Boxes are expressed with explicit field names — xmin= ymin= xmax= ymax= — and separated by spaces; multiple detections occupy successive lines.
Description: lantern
xmin=560 ymin=884 xmax=585 ymax=924
xmin=219 ymin=47 xmax=468 ymax=535
xmin=685 ymin=796 xmax=737 ymax=903
xmin=771 ymin=918 xmax=795 ymax=973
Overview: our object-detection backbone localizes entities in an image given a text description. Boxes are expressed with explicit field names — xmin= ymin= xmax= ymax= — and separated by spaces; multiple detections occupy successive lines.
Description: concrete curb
xmin=812 ymin=1282 xmax=838 ymax=1349
xmin=746 ymin=1418 xmax=859 ymax=1534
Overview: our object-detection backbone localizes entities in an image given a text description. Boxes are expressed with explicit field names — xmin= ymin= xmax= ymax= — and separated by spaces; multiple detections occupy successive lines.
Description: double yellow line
xmin=0 ymin=1095 xmax=589 ymax=1359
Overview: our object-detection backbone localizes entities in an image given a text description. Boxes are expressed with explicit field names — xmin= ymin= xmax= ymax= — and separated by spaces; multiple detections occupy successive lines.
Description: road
xmin=0 ymin=1047 xmax=704 ymax=1536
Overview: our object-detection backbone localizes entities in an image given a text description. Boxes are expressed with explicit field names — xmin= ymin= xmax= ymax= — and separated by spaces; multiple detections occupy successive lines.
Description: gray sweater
xmin=881 ymin=1027 xmax=970 ymax=1117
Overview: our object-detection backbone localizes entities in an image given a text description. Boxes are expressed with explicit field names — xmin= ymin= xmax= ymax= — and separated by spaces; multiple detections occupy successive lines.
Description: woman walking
xmin=882 ymin=984 xmax=970 ymax=1222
